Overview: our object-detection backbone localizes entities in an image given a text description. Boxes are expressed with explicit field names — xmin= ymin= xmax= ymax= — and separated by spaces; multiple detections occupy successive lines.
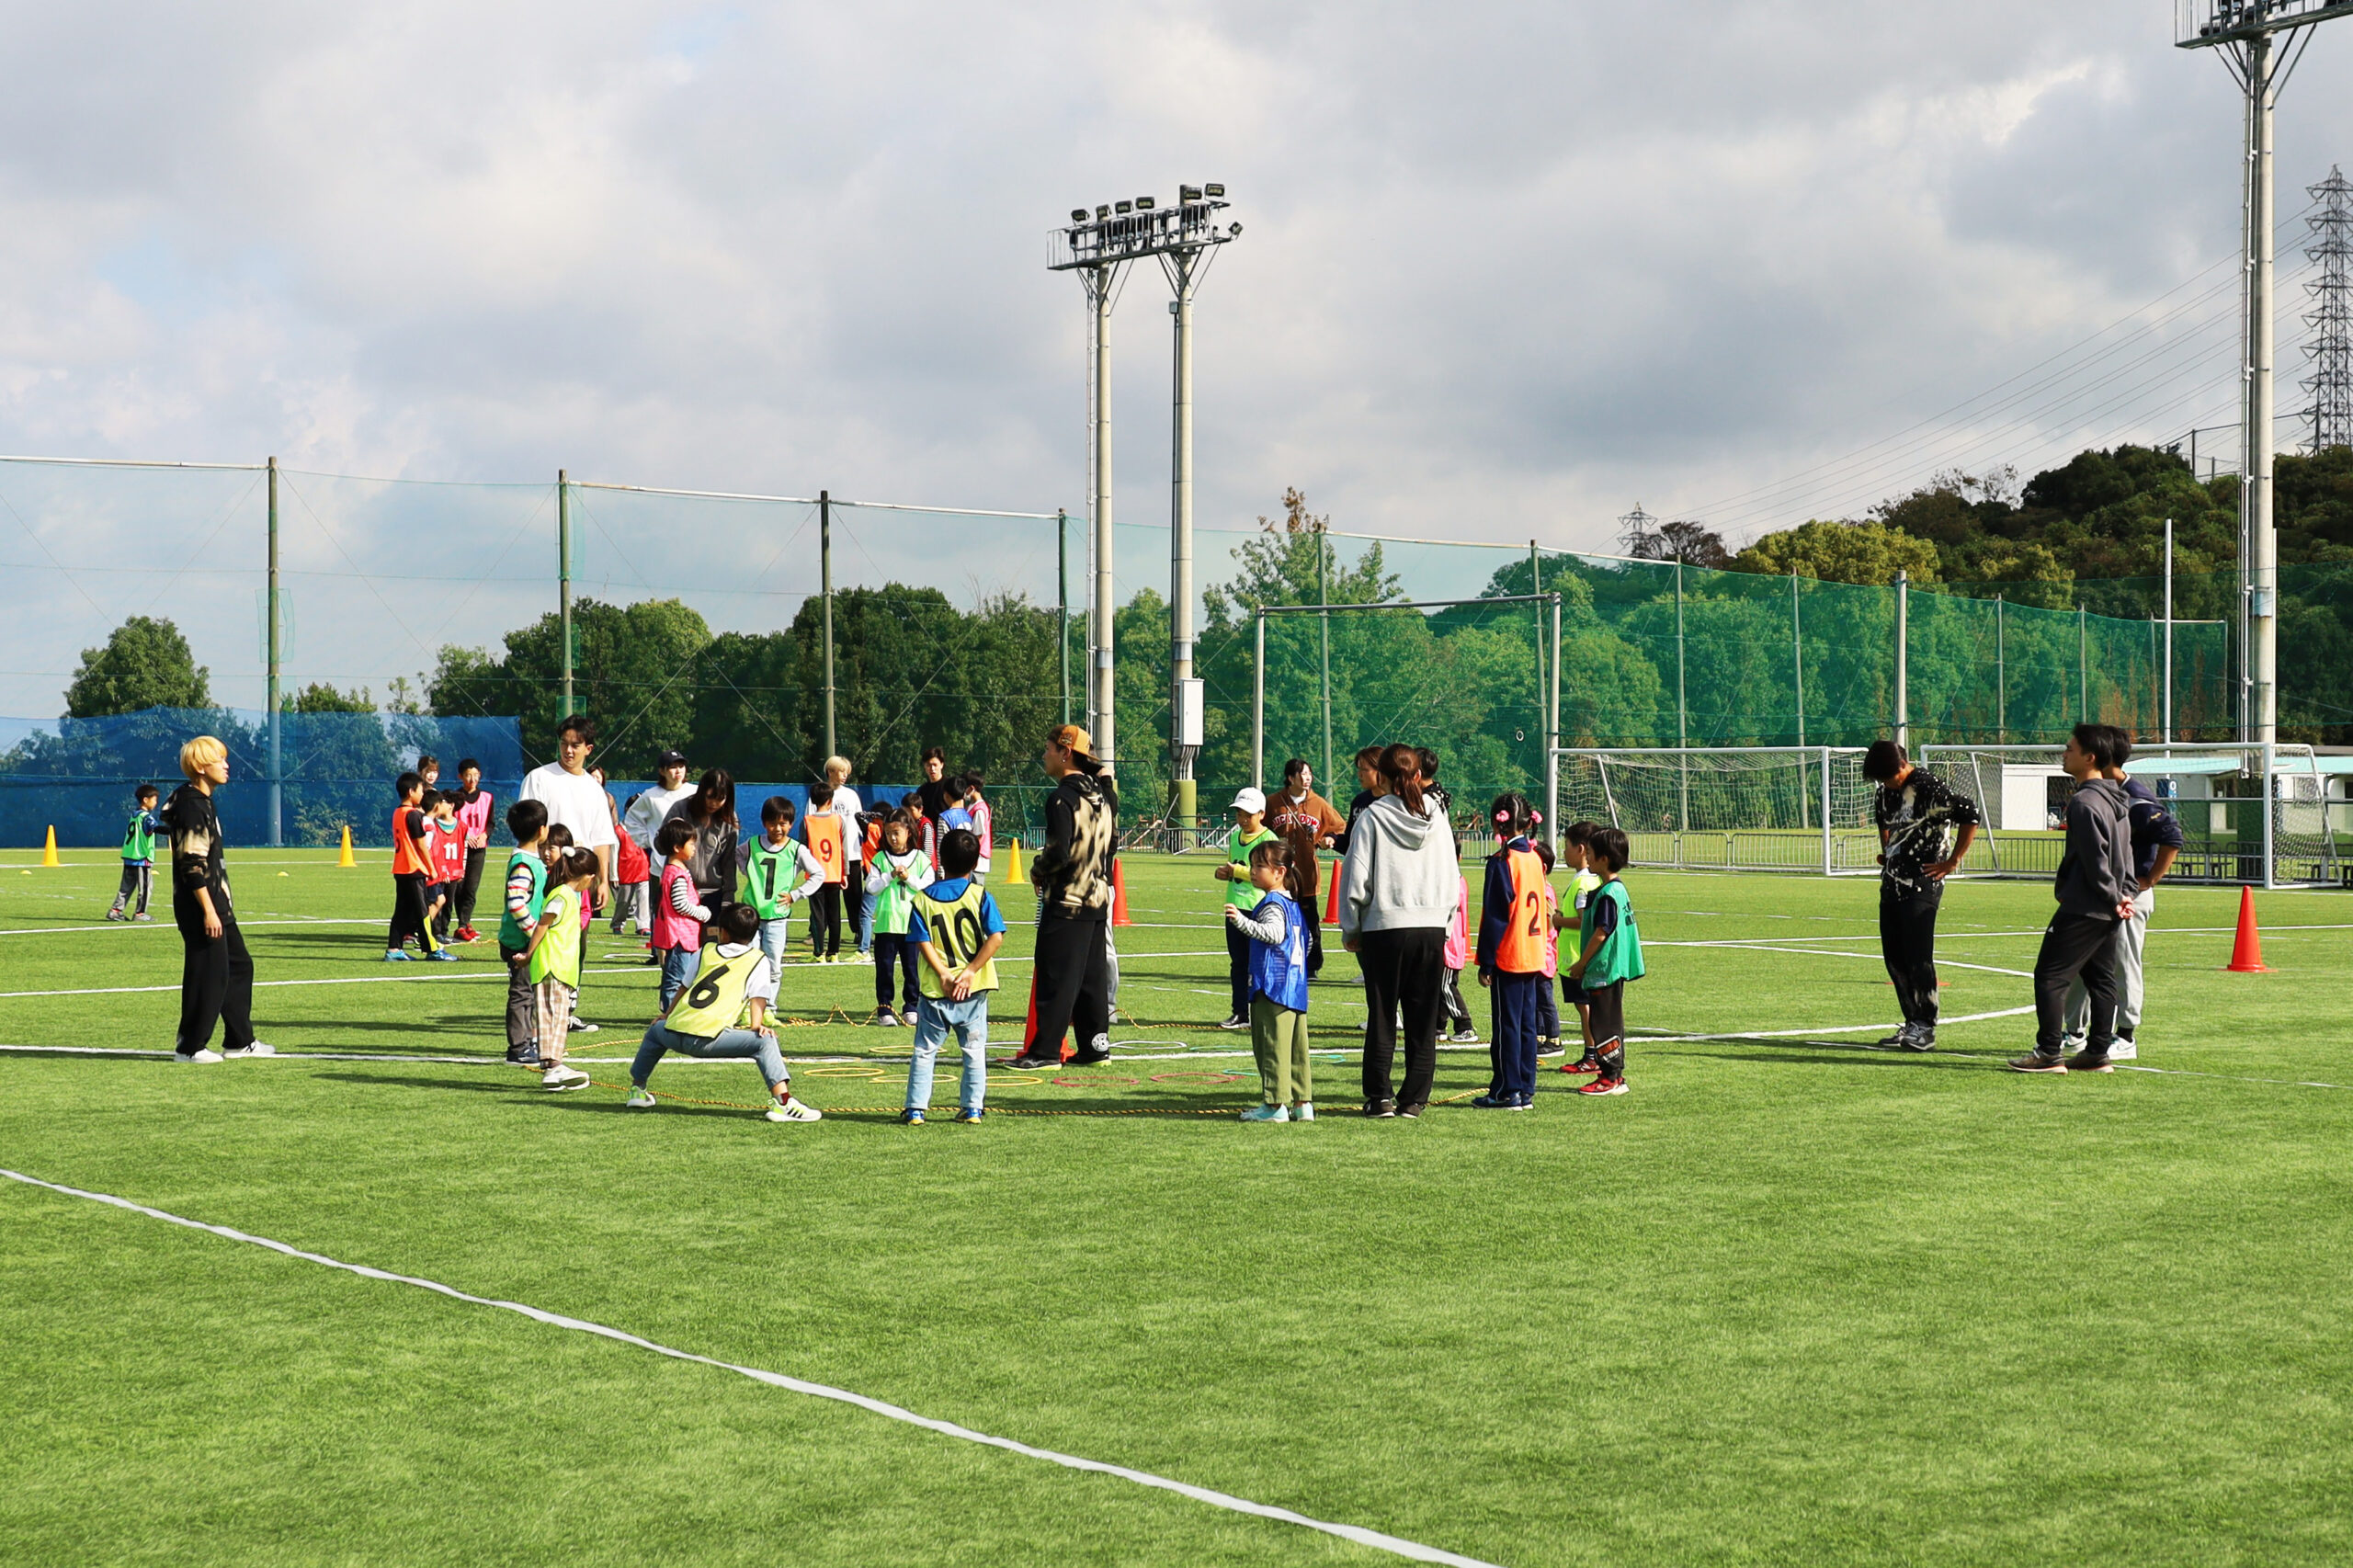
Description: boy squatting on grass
xmin=1564 ymin=825 xmax=1643 ymax=1096
xmin=899 ymin=827 xmax=1005 ymax=1124
xmin=627 ymin=902 xmax=822 ymax=1122
xmin=524 ymin=847 xmax=599 ymax=1091
xmin=1223 ymin=836 xmax=1314 ymax=1122
xmin=106 ymin=782 xmax=163 ymax=922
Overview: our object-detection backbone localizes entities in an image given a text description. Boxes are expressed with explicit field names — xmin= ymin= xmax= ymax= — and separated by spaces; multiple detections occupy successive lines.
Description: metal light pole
xmin=267 ymin=456 xmax=281 ymax=847
xmin=1051 ymin=187 xmax=1238 ymax=787
xmin=1058 ymin=507 xmax=1071 ymax=726
xmin=2180 ymin=0 xmax=2353 ymax=744
xmin=1893 ymin=569 xmax=1909 ymax=751
xmin=2163 ymin=518 xmax=2176 ymax=744
xmin=821 ymin=489 xmax=835 ymax=760
xmin=557 ymin=469 xmax=573 ymax=716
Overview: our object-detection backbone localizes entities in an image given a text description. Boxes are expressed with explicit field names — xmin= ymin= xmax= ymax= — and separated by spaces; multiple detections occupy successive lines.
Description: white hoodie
xmin=1337 ymin=793 xmax=1459 ymax=937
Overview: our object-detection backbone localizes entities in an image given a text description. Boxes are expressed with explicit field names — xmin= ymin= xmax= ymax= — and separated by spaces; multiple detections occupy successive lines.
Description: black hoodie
xmin=2053 ymin=776 xmax=2133 ymax=917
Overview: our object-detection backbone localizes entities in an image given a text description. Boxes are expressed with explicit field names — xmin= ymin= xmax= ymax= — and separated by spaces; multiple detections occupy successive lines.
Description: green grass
xmin=2 ymin=846 xmax=2349 ymax=1566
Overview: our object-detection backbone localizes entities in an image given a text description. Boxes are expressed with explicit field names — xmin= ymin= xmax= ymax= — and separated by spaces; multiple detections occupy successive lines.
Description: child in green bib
xmin=1565 ymin=825 xmax=1644 ymax=1097
xmin=107 ymin=782 xmax=163 ymax=922
xmin=496 ymin=800 xmax=551 ymax=1067
xmin=1212 ymin=786 xmax=1278 ymax=1031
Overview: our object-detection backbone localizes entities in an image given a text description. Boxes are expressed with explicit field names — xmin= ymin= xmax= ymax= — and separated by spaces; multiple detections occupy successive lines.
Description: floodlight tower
xmin=1050 ymin=211 xmax=1131 ymax=771
xmin=1051 ymin=187 xmax=1239 ymax=817
xmin=2178 ymin=0 xmax=2353 ymax=744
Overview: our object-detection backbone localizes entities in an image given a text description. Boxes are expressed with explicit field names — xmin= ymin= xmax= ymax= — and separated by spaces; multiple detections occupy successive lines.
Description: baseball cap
xmin=1230 ymin=787 xmax=1267 ymax=814
xmin=657 ymin=748 xmax=688 ymax=767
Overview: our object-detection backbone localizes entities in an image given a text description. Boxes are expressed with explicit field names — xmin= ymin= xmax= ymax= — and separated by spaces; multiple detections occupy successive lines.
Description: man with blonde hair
xmin=163 ymin=735 xmax=272 ymax=1063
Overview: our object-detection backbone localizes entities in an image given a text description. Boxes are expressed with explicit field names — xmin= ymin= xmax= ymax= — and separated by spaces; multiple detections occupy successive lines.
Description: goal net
xmin=1554 ymin=747 xmax=1877 ymax=874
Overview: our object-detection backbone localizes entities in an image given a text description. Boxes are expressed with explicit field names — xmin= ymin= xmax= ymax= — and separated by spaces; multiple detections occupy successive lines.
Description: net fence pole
xmin=1252 ymin=608 xmax=1266 ymax=790
xmin=1894 ymin=569 xmax=1909 ymax=751
xmin=1546 ymin=592 xmax=1561 ymax=844
xmin=1820 ymin=745 xmax=1832 ymax=875
xmin=1996 ymin=593 xmax=2006 ymax=744
xmin=2263 ymin=742 xmax=2277 ymax=890
xmin=2077 ymin=602 xmax=2088 ymax=722
xmin=1792 ymin=572 xmax=1809 ymax=829
xmin=821 ymin=489 xmax=835 ymax=759
xmin=2163 ymin=518 xmax=2175 ymax=744
xmin=558 ymin=469 xmax=574 ymax=716
xmin=1319 ymin=538 xmax=1332 ymax=789
xmin=267 ymin=455 xmax=282 ymax=848
xmin=1676 ymin=561 xmax=1688 ymax=832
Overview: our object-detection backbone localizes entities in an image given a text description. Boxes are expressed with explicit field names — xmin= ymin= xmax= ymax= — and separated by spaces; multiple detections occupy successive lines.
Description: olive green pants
xmin=1250 ymin=998 xmax=1312 ymax=1106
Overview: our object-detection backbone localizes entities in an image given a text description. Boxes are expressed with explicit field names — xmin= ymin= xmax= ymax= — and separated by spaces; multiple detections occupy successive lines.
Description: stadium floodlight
xmin=1071 ymin=209 xmax=1088 ymax=222
xmin=1049 ymin=187 xmax=1240 ymax=827
xmin=2177 ymin=0 xmax=2353 ymax=744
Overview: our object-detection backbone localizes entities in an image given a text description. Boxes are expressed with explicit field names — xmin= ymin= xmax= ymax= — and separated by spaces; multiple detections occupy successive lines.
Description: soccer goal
xmin=1552 ymin=746 xmax=1878 ymax=875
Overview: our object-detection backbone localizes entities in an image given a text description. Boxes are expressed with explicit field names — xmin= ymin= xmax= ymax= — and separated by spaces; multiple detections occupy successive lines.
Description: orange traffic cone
xmin=1323 ymin=858 xmax=1342 ymax=926
xmin=1110 ymin=858 xmax=1132 ymax=927
xmin=2224 ymin=885 xmax=2268 ymax=972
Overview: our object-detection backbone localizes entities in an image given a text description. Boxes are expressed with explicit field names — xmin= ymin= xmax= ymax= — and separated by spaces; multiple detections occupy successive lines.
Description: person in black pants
xmin=162 ymin=736 xmax=270 ymax=1063
xmin=1009 ymin=724 xmax=1119 ymax=1069
xmin=1863 ymin=739 xmax=1980 ymax=1052
xmin=2013 ymin=725 xmax=2138 ymax=1074
xmin=1336 ymin=744 xmax=1459 ymax=1117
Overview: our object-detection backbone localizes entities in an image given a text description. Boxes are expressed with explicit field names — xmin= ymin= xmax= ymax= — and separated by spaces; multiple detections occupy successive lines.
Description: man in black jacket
xmin=2012 ymin=724 xmax=2139 ymax=1074
xmin=1865 ymin=739 xmax=1980 ymax=1051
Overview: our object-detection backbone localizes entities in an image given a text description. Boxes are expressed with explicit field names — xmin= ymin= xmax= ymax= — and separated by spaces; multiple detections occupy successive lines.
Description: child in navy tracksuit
xmin=1474 ymin=793 xmax=1552 ymax=1110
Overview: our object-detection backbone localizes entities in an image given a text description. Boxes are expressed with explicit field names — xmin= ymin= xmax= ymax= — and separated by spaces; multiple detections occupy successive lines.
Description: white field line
xmin=0 ymin=917 xmax=389 ymax=937
xmin=0 ymin=1167 xmax=1503 ymax=1568
xmin=1651 ymin=924 xmax=2353 ymax=945
xmin=1651 ymin=938 xmax=2036 ymax=979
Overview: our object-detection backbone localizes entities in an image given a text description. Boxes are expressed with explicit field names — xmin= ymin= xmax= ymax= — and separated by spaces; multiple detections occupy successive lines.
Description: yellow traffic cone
xmin=40 ymin=825 xmax=61 ymax=868
xmin=1004 ymin=837 xmax=1024 ymax=882
xmin=337 ymin=825 xmax=357 ymax=869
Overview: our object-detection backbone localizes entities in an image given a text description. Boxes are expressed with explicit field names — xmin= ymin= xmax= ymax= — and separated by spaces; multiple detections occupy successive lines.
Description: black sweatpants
xmin=1358 ymin=926 xmax=1446 ymax=1108
xmin=873 ymin=932 xmax=921 ymax=1013
xmin=174 ymin=903 xmax=256 ymax=1056
xmin=1028 ymin=911 xmax=1112 ymax=1060
xmin=1299 ymin=882 xmax=1324 ymax=978
xmin=1225 ymin=918 xmax=1252 ymax=1020
xmin=455 ymin=846 xmax=487 ymax=931
xmin=1441 ymin=966 xmax=1474 ymax=1032
xmin=1586 ymin=979 xmax=1627 ymax=1080
xmin=501 ymin=942 xmax=537 ymax=1061
xmin=389 ymin=872 xmax=438 ymax=954
xmin=2034 ymin=911 xmax=2120 ymax=1053
xmin=1879 ymin=881 xmax=1943 ymax=1027
xmin=808 ymin=883 xmax=844 ymax=957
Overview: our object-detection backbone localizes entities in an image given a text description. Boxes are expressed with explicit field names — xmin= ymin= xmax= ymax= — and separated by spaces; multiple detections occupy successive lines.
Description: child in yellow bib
xmin=625 ymin=903 xmax=820 ymax=1122
xmin=524 ymin=849 xmax=597 ymax=1091
xmin=901 ymin=827 xmax=1006 ymax=1123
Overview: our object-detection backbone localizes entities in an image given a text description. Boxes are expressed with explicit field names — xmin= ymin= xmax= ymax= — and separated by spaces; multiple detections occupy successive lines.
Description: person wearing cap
xmin=1211 ymin=787 xmax=1279 ymax=1030
xmin=619 ymin=748 xmax=696 ymax=934
xmin=1008 ymin=722 xmax=1120 ymax=1070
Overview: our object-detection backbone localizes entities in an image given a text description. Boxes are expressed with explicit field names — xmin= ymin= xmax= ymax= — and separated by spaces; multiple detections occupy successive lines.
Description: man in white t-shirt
xmin=518 ymin=713 xmax=619 ymax=911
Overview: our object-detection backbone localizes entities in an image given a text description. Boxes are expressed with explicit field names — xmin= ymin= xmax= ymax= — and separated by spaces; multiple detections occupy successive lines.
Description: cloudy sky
xmin=1 ymin=0 xmax=2347 ymax=713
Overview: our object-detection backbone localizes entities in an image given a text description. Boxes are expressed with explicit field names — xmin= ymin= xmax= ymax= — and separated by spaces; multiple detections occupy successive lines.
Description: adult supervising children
xmin=162 ymin=736 xmax=272 ymax=1063
xmin=2060 ymin=725 xmax=2182 ymax=1063
xmin=1338 ymin=744 xmax=1458 ymax=1119
xmin=1863 ymin=739 xmax=1980 ymax=1052
xmin=517 ymin=714 xmax=617 ymax=917
xmin=1008 ymin=723 xmax=1118 ymax=1071
xmin=618 ymin=749 xmax=694 ymax=934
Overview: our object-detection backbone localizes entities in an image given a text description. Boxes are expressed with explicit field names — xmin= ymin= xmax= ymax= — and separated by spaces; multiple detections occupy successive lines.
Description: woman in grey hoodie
xmin=2012 ymin=723 xmax=2138 ymax=1074
xmin=1338 ymin=744 xmax=1462 ymax=1117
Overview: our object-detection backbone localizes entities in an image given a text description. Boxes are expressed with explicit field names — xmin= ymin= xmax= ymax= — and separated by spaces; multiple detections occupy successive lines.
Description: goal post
xmin=1552 ymin=745 xmax=1874 ymax=875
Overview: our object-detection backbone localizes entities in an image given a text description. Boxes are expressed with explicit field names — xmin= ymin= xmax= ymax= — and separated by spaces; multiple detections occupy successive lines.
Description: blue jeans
xmin=1486 ymin=971 xmax=1544 ymax=1099
xmin=656 ymin=946 xmax=699 ymax=1012
xmin=908 ymin=994 xmax=989 ymax=1113
xmin=631 ymin=1019 xmax=790 ymax=1094
xmin=756 ymin=916 xmax=791 ymax=971
xmin=858 ymin=887 xmax=877 ymax=954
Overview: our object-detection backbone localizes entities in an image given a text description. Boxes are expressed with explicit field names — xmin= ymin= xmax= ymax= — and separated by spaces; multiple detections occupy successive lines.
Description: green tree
xmin=63 ymin=616 xmax=211 ymax=717
xmin=290 ymin=682 xmax=373 ymax=713
xmin=429 ymin=597 xmax=712 ymax=775
xmin=1731 ymin=520 xmax=1941 ymax=585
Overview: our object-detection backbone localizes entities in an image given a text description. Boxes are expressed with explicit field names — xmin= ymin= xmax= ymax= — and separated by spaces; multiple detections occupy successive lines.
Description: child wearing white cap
xmin=1213 ymin=786 xmax=1277 ymax=1030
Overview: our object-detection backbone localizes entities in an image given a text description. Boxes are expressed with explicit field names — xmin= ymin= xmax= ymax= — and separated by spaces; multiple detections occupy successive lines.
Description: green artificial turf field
xmin=3 ymin=845 xmax=2349 ymax=1566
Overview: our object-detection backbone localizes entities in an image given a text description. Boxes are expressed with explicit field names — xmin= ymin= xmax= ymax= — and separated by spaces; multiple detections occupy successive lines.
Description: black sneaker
xmin=506 ymin=1044 xmax=541 ymax=1068
xmin=2065 ymin=1050 xmax=2114 ymax=1074
xmin=1363 ymin=1097 xmax=1398 ymax=1119
xmin=1900 ymin=1027 xmax=1936 ymax=1053
xmin=1216 ymin=1014 xmax=1248 ymax=1031
xmin=1396 ymin=1100 xmax=1427 ymax=1119
xmin=1876 ymin=1028 xmax=1912 ymax=1047
xmin=1065 ymin=1047 xmax=1111 ymax=1066
xmin=1003 ymin=1054 xmax=1061 ymax=1072
xmin=2006 ymin=1051 xmax=2067 ymax=1074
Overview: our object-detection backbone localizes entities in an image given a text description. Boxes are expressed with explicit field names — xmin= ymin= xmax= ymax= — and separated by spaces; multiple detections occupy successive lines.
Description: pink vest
xmin=455 ymin=789 xmax=494 ymax=847
xmin=1441 ymin=874 xmax=1469 ymax=971
xmin=651 ymin=862 xmax=702 ymax=952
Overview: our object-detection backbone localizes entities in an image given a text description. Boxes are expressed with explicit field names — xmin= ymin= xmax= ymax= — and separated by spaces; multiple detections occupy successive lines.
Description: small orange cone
xmin=2224 ymin=885 xmax=2268 ymax=972
xmin=1110 ymin=858 xmax=1132 ymax=927
xmin=40 ymin=825 xmax=61 ymax=868
xmin=1323 ymin=858 xmax=1342 ymax=926
xmin=336 ymin=825 xmax=357 ymax=868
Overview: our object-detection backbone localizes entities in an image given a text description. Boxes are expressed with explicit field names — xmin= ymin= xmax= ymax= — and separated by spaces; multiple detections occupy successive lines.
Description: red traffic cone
xmin=1324 ymin=858 xmax=1342 ymax=926
xmin=2224 ymin=885 xmax=2268 ymax=972
xmin=1110 ymin=858 xmax=1132 ymax=927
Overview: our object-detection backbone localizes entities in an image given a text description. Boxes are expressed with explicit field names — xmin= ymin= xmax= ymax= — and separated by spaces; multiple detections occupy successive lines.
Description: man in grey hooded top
xmin=2012 ymin=723 xmax=2138 ymax=1074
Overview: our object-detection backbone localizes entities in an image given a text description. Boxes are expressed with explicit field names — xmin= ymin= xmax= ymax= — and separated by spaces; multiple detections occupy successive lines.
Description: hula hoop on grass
xmin=802 ymin=1065 xmax=891 ymax=1079
xmin=1053 ymin=1074 xmax=1141 ymax=1088
xmin=1148 ymin=1071 xmax=1246 ymax=1084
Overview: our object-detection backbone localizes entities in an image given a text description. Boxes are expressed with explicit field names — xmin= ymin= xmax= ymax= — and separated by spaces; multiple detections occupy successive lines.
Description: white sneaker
xmin=2108 ymin=1038 xmax=2138 ymax=1062
xmin=222 ymin=1041 xmax=278 ymax=1058
xmin=1292 ymin=1103 xmax=1315 ymax=1122
xmin=766 ymin=1096 xmax=823 ymax=1122
xmin=567 ymin=1017 xmax=597 ymax=1034
xmin=177 ymin=1048 xmax=224 ymax=1064
xmin=624 ymin=1086 xmax=658 ymax=1109
xmin=540 ymin=1064 xmax=591 ymax=1092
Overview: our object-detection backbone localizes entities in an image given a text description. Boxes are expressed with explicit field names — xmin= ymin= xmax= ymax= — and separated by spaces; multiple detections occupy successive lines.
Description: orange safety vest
xmin=1492 ymin=846 xmax=1551 ymax=973
xmin=391 ymin=806 xmax=431 ymax=877
xmin=805 ymin=812 xmax=847 ymax=885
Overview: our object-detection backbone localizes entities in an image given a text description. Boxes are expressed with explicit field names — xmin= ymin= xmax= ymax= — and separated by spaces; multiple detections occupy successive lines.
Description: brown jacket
xmin=1266 ymin=786 xmax=1345 ymax=844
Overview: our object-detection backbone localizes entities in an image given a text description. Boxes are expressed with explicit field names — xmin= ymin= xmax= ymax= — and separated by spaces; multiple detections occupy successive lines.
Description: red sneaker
xmin=1559 ymin=1054 xmax=1601 ymax=1074
xmin=1577 ymin=1076 xmax=1628 ymax=1096
xmin=455 ymin=926 xmax=479 ymax=944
